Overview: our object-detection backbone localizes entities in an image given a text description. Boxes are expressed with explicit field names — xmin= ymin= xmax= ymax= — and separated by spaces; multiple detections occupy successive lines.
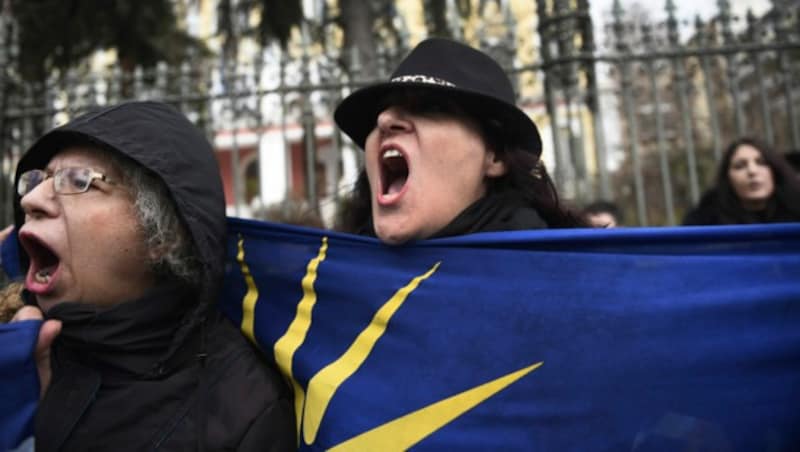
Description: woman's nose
xmin=376 ymin=107 xmax=412 ymax=137
xmin=20 ymin=178 xmax=58 ymax=220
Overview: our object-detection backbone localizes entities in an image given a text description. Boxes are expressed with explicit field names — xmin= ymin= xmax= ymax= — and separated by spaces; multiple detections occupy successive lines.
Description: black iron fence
xmin=1 ymin=0 xmax=798 ymax=227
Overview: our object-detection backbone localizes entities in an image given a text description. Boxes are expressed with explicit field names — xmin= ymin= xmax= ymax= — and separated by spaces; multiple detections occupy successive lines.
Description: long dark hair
xmin=712 ymin=137 xmax=800 ymax=223
xmin=482 ymin=131 xmax=584 ymax=228
xmin=335 ymin=116 xmax=584 ymax=235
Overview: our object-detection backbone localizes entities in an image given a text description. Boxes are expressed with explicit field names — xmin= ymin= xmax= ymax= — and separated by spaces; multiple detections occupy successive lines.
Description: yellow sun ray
xmin=303 ymin=262 xmax=441 ymax=445
xmin=329 ymin=362 xmax=543 ymax=451
xmin=236 ymin=235 xmax=259 ymax=344
xmin=241 ymin=237 xmax=537 ymax=450
xmin=273 ymin=237 xmax=329 ymax=441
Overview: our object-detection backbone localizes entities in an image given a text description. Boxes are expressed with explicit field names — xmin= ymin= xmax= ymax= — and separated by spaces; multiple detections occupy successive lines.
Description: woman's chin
xmin=374 ymin=222 xmax=415 ymax=246
xmin=376 ymin=231 xmax=412 ymax=246
xmin=33 ymin=296 xmax=60 ymax=314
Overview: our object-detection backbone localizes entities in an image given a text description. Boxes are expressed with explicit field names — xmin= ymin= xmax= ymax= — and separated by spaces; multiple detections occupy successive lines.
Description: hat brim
xmin=334 ymin=81 xmax=542 ymax=156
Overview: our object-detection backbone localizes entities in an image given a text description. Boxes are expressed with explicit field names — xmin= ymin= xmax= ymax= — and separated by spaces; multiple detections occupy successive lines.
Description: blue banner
xmin=220 ymin=219 xmax=800 ymax=451
xmin=1 ymin=228 xmax=21 ymax=280
xmin=0 ymin=320 xmax=40 ymax=452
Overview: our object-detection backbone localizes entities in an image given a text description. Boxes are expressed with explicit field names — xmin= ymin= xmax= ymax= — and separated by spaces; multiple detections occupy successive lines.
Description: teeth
xmin=35 ymin=269 xmax=51 ymax=284
xmin=382 ymin=149 xmax=402 ymax=159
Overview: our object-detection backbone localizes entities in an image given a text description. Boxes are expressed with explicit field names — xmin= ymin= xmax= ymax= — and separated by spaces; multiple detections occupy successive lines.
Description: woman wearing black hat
xmin=335 ymin=38 xmax=581 ymax=244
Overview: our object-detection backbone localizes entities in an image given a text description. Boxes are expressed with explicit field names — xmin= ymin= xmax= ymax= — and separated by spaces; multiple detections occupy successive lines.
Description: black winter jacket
xmin=431 ymin=192 xmax=548 ymax=238
xmin=35 ymin=287 xmax=294 ymax=452
xmin=13 ymin=102 xmax=295 ymax=451
xmin=682 ymin=188 xmax=800 ymax=225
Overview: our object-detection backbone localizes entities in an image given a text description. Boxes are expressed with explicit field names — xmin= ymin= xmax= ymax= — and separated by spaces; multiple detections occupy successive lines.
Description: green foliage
xmin=424 ymin=0 xmax=472 ymax=39
xmin=217 ymin=0 xmax=302 ymax=53
xmin=255 ymin=0 xmax=302 ymax=48
xmin=424 ymin=0 xmax=450 ymax=38
xmin=11 ymin=0 xmax=208 ymax=82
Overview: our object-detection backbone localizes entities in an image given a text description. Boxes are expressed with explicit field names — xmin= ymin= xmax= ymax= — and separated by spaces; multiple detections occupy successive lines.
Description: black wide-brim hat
xmin=334 ymin=37 xmax=542 ymax=156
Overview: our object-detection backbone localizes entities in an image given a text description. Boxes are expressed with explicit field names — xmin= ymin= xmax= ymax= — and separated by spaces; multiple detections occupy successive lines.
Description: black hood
xmin=13 ymin=101 xmax=226 ymax=290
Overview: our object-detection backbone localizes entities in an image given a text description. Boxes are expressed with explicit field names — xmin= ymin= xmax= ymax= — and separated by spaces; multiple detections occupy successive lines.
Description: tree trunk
xmin=424 ymin=0 xmax=450 ymax=38
xmin=339 ymin=0 xmax=378 ymax=80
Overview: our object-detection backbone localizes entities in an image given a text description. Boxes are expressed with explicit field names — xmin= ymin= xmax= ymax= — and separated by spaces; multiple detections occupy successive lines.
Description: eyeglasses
xmin=17 ymin=167 xmax=115 ymax=197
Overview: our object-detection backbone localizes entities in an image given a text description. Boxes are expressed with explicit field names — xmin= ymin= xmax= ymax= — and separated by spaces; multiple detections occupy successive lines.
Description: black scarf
xmin=35 ymin=282 xmax=207 ymax=452
xmin=45 ymin=281 xmax=195 ymax=379
xmin=431 ymin=192 xmax=547 ymax=239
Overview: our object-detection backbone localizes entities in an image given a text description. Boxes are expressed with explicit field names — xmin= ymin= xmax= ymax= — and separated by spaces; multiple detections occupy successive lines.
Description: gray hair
xmin=102 ymin=147 xmax=202 ymax=288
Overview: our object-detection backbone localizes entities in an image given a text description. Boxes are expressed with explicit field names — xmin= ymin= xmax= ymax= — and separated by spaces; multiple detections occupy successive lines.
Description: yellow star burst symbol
xmin=237 ymin=236 xmax=543 ymax=450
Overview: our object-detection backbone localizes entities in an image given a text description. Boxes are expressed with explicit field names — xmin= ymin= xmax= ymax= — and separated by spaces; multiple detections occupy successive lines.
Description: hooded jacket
xmin=13 ymin=102 xmax=294 ymax=451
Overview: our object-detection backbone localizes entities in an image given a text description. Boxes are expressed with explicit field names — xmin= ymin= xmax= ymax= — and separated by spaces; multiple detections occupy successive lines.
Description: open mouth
xmin=20 ymin=233 xmax=60 ymax=290
xmin=380 ymin=148 xmax=409 ymax=199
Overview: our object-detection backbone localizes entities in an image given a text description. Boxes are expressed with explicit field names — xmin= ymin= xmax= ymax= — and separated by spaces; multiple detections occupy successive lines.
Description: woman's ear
xmin=484 ymin=150 xmax=507 ymax=178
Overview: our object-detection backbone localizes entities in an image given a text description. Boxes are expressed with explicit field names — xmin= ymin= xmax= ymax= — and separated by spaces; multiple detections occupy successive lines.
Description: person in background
xmin=581 ymin=201 xmax=623 ymax=228
xmin=683 ymin=137 xmax=800 ymax=225
xmin=334 ymin=38 xmax=582 ymax=244
xmin=10 ymin=101 xmax=294 ymax=451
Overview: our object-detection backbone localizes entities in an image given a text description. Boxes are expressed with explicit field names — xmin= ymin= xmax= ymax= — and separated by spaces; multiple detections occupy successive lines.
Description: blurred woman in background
xmin=683 ymin=137 xmax=800 ymax=225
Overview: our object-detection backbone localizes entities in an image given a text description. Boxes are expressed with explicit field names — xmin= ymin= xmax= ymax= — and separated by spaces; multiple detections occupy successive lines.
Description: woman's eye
xmin=425 ymin=102 xmax=444 ymax=112
xmin=67 ymin=170 xmax=90 ymax=189
xmin=71 ymin=177 xmax=88 ymax=189
xmin=421 ymin=101 xmax=458 ymax=117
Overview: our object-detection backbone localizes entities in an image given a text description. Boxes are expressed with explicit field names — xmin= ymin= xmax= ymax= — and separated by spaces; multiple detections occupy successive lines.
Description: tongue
xmin=387 ymin=176 xmax=407 ymax=195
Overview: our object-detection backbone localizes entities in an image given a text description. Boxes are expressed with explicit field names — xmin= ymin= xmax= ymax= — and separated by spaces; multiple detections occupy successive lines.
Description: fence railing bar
xmin=647 ymin=59 xmax=676 ymax=225
xmin=619 ymin=59 xmax=648 ymax=226
xmin=674 ymin=56 xmax=700 ymax=204
xmin=778 ymin=49 xmax=800 ymax=149
xmin=752 ymin=50 xmax=775 ymax=145
xmin=699 ymin=53 xmax=723 ymax=162
xmin=521 ymin=41 xmax=800 ymax=69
